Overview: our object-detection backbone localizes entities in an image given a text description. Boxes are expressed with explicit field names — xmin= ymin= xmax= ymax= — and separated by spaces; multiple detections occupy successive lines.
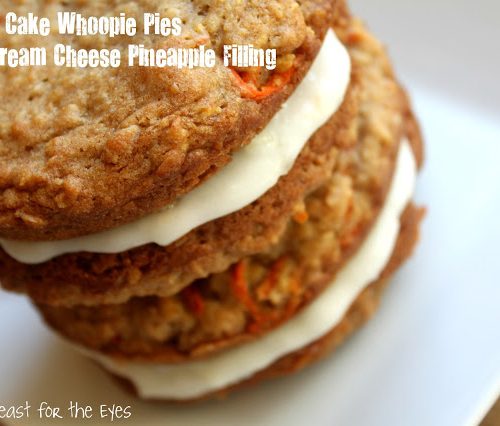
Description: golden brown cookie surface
xmin=35 ymin=11 xmax=424 ymax=360
xmin=0 ymin=10 xmax=420 ymax=309
xmin=0 ymin=0 xmax=336 ymax=240
xmin=106 ymin=202 xmax=425 ymax=402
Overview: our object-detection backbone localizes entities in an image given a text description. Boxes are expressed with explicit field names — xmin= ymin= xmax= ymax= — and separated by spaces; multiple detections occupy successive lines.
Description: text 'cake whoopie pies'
xmin=0 ymin=0 xmax=424 ymax=401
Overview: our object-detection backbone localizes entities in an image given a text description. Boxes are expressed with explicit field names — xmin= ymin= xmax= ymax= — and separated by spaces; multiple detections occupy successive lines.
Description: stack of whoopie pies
xmin=0 ymin=0 xmax=424 ymax=401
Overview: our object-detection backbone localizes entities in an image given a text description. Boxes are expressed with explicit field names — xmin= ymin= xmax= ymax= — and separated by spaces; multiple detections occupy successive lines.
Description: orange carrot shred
xmin=340 ymin=223 xmax=364 ymax=249
xmin=231 ymin=66 xmax=295 ymax=101
xmin=231 ymin=260 xmax=260 ymax=317
xmin=293 ymin=210 xmax=309 ymax=225
xmin=182 ymin=287 xmax=204 ymax=316
xmin=346 ymin=30 xmax=363 ymax=45
xmin=256 ymin=257 xmax=287 ymax=301
xmin=283 ymin=276 xmax=302 ymax=319
xmin=232 ymin=258 xmax=305 ymax=335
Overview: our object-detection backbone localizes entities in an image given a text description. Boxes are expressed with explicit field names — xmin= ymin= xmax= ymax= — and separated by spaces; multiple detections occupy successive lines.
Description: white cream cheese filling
xmin=0 ymin=29 xmax=351 ymax=264
xmin=82 ymin=140 xmax=417 ymax=400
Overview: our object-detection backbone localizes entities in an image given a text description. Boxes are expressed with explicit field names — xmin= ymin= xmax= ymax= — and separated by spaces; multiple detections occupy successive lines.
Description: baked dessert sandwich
xmin=0 ymin=0 xmax=424 ymax=401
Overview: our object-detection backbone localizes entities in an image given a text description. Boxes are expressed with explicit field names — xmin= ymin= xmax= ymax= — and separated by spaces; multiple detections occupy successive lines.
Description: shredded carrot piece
xmin=231 ymin=258 xmax=305 ymax=335
xmin=182 ymin=287 xmax=205 ymax=316
xmin=230 ymin=260 xmax=260 ymax=318
xmin=247 ymin=320 xmax=266 ymax=334
xmin=251 ymin=273 xmax=302 ymax=333
xmin=231 ymin=66 xmax=295 ymax=101
xmin=293 ymin=210 xmax=309 ymax=225
xmin=256 ymin=257 xmax=287 ymax=301
xmin=346 ymin=30 xmax=363 ymax=45
xmin=340 ymin=223 xmax=364 ymax=249
xmin=282 ymin=276 xmax=302 ymax=320
xmin=195 ymin=36 xmax=210 ymax=47
xmin=231 ymin=260 xmax=281 ymax=334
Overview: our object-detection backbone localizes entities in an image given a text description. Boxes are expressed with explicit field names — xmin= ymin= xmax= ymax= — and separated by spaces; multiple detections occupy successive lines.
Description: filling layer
xmin=1 ymin=29 xmax=351 ymax=264
xmin=82 ymin=140 xmax=417 ymax=400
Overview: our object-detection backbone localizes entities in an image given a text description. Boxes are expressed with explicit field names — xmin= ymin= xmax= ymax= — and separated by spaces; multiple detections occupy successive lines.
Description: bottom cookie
xmin=87 ymin=202 xmax=423 ymax=402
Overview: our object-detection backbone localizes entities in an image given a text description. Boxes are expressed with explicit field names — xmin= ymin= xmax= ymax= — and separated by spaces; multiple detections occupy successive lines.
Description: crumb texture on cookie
xmin=35 ymin=11 xmax=425 ymax=360
xmin=0 ymin=12 xmax=423 ymax=309
xmin=0 ymin=27 xmax=351 ymax=264
xmin=80 ymin=200 xmax=424 ymax=401
xmin=0 ymin=0 xmax=336 ymax=240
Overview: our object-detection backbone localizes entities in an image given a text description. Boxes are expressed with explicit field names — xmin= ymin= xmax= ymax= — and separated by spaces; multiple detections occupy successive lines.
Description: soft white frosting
xmin=84 ymin=140 xmax=417 ymax=400
xmin=0 ymin=29 xmax=351 ymax=264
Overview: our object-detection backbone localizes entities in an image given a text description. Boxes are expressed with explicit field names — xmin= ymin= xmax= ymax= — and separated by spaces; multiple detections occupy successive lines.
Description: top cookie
xmin=0 ymin=0 xmax=336 ymax=240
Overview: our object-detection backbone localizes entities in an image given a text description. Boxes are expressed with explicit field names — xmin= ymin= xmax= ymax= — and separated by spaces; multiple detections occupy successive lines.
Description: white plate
xmin=1 ymin=0 xmax=500 ymax=425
